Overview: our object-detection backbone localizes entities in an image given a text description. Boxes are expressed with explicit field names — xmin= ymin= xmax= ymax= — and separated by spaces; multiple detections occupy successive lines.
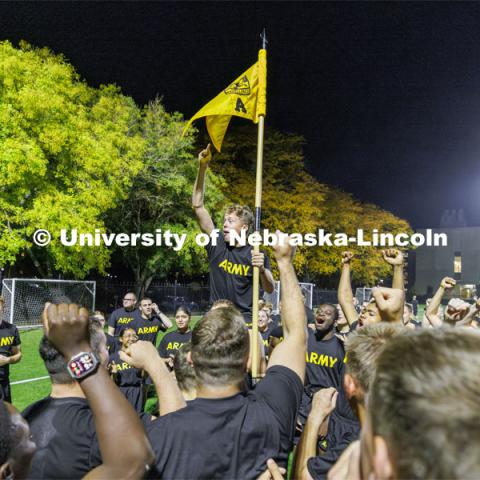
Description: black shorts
xmin=307 ymin=410 xmax=361 ymax=480
xmin=0 ymin=380 xmax=11 ymax=403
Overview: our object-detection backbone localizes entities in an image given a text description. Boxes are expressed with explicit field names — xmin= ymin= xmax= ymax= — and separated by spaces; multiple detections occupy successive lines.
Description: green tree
xmin=210 ymin=125 xmax=412 ymax=285
xmin=107 ymin=99 xmax=226 ymax=295
xmin=0 ymin=40 xmax=145 ymax=277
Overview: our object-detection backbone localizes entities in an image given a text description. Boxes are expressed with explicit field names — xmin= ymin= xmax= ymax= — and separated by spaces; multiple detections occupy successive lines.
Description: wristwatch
xmin=67 ymin=351 xmax=100 ymax=381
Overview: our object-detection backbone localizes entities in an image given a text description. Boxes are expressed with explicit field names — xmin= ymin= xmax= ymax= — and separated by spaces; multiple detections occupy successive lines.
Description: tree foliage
xmin=0 ymin=40 xmax=144 ymax=276
xmin=211 ymin=125 xmax=412 ymax=285
xmin=0 ymin=40 xmax=410 ymax=289
xmin=107 ymin=99 xmax=226 ymax=295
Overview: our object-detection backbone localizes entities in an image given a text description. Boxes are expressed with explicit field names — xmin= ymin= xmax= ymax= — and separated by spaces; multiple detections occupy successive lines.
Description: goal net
xmin=1 ymin=279 xmax=96 ymax=328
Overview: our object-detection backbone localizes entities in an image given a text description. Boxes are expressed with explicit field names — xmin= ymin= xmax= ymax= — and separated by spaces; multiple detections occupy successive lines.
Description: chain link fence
xmin=95 ymin=281 xmax=337 ymax=316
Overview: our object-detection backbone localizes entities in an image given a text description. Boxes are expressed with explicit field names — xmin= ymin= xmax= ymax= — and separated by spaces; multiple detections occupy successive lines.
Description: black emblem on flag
xmin=224 ymin=76 xmax=251 ymax=96
xmin=235 ymin=98 xmax=247 ymax=113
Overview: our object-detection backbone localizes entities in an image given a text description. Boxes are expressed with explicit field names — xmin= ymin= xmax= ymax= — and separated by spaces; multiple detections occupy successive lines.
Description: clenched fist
xmin=440 ymin=277 xmax=456 ymax=289
xmin=382 ymin=249 xmax=404 ymax=266
xmin=42 ymin=303 xmax=90 ymax=358
xmin=198 ymin=144 xmax=212 ymax=167
xmin=371 ymin=287 xmax=405 ymax=323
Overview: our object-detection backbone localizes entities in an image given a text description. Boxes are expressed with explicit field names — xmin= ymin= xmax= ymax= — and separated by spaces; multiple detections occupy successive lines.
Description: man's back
xmin=23 ymin=396 xmax=101 ymax=480
xmin=146 ymin=366 xmax=302 ymax=480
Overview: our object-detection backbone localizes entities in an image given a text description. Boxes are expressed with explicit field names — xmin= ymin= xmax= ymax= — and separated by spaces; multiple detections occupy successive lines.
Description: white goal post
xmin=1 ymin=278 xmax=96 ymax=328
xmin=263 ymin=281 xmax=314 ymax=314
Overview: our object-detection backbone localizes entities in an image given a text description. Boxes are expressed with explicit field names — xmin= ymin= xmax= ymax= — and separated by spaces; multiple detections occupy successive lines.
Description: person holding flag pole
xmin=187 ymin=32 xmax=273 ymax=379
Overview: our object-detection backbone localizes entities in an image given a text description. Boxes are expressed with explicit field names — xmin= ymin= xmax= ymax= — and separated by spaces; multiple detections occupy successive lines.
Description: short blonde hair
xmin=345 ymin=323 xmax=405 ymax=393
xmin=225 ymin=205 xmax=254 ymax=235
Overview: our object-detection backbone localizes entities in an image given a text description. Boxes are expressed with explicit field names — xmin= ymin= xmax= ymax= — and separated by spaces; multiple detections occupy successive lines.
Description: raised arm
xmin=425 ymin=277 xmax=455 ymax=327
xmin=43 ymin=304 xmax=154 ymax=480
xmin=120 ymin=341 xmax=186 ymax=416
xmin=293 ymin=388 xmax=338 ymax=480
xmin=266 ymin=232 xmax=306 ymax=381
xmin=337 ymin=251 xmax=358 ymax=326
xmin=192 ymin=144 xmax=215 ymax=235
xmin=152 ymin=304 xmax=172 ymax=329
xmin=382 ymin=249 xmax=405 ymax=290
xmin=454 ymin=301 xmax=478 ymax=327
xmin=371 ymin=287 xmax=405 ymax=323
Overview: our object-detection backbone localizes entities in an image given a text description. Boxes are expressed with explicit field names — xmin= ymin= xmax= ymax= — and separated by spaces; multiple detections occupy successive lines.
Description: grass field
xmin=10 ymin=316 xmax=202 ymax=412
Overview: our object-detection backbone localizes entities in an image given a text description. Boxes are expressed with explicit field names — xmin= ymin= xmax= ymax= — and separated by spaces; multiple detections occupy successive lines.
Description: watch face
xmin=68 ymin=352 xmax=98 ymax=379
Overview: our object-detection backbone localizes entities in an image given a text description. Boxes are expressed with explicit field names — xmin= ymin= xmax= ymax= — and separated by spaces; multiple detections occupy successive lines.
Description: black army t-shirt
xmin=107 ymin=307 xmax=138 ymax=336
xmin=0 ymin=321 xmax=21 ymax=382
xmin=259 ymin=325 xmax=273 ymax=356
xmin=109 ymin=351 xmax=142 ymax=387
xmin=303 ymin=329 xmax=355 ymax=421
xmin=158 ymin=330 xmax=192 ymax=358
xmin=270 ymin=325 xmax=284 ymax=341
xmin=205 ymin=235 xmax=271 ymax=317
xmin=22 ymin=397 xmax=101 ymax=480
xmin=146 ymin=365 xmax=303 ymax=480
xmin=130 ymin=313 xmax=166 ymax=344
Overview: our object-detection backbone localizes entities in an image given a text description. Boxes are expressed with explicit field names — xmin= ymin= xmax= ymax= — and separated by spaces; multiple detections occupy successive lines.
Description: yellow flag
xmin=183 ymin=49 xmax=267 ymax=152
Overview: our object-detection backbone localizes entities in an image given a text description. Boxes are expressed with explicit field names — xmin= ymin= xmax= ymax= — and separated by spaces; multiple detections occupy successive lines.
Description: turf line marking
xmin=11 ymin=376 xmax=49 ymax=385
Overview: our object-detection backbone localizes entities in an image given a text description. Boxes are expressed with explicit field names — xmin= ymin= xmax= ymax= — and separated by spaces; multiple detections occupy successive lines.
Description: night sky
xmin=2 ymin=1 xmax=480 ymax=228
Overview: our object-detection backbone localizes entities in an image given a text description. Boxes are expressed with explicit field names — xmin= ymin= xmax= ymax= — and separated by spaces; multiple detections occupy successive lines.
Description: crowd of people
xmin=0 ymin=145 xmax=479 ymax=479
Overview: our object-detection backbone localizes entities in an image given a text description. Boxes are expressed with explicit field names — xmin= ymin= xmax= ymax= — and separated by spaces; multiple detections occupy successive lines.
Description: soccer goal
xmin=264 ymin=281 xmax=314 ymax=314
xmin=355 ymin=287 xmax=373 ymax=305
xmin=1 ymin=278 xmax=96 ymax=328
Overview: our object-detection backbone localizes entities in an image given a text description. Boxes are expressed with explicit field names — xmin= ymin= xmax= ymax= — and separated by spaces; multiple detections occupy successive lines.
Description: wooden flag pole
xmin=251 ymin=115 xmax=265 ymax=380
xmin=252 ymin=30 xmax=267 ymax=380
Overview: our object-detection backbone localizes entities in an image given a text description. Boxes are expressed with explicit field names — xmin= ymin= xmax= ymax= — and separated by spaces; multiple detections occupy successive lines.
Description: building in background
xmin=412 ymin=210 xmax=480 ymax=298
